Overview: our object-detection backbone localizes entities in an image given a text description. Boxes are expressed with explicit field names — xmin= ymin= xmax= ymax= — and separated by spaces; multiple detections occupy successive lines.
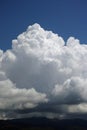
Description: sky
xmin=0 ymin=0 xmax=87 ymax=50
xmin=0 ymin=0 xmax=87 ymax=120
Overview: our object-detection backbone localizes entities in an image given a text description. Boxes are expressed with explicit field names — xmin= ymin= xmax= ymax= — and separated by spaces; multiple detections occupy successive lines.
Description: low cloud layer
xmin=0 ymin=23 xmax=87 ymax=119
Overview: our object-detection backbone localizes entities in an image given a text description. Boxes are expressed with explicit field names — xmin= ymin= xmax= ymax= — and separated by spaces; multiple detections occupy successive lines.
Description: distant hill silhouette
xmin=0 ymin=117 xmax=87 ymax=130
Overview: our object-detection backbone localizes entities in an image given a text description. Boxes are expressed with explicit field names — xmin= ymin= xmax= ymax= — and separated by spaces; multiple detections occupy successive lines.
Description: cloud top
xmin=0 ymin=23 xmax=87 ymax=119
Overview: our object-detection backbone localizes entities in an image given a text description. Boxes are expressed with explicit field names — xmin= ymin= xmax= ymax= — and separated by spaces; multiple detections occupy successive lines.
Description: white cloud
xmin=68 ymin=103 xmax=87 ymax=113
xmin=0 ymin=23 xmax=87 ymax=119
xmin=0 ymin=77 xmax=48 ymax=110
xmin=52 ymin=77 xmax=87 ymax=104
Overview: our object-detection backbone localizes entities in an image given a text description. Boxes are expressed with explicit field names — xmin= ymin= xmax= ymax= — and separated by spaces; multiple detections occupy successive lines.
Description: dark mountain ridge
xmin=0 ymin=117 xmax=87 ymax=130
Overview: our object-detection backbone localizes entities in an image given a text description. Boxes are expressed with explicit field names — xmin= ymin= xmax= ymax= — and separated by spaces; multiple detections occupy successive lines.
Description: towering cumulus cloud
xmin=0 ymin=23 xmax=87 ymax=119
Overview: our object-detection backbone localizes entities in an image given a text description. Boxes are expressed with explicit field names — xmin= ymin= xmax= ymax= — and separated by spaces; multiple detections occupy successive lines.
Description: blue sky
xmin=0 ymin=0 xmax=87 ymax=50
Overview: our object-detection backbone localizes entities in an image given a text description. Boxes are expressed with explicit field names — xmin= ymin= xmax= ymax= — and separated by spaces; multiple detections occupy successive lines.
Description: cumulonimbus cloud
xmin=0 ymin=23 xmax=87 ymax=119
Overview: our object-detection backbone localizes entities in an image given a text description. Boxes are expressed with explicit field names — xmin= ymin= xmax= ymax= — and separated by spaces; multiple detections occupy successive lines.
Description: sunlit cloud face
xmin=0 ymin=23 xmax=87 ymax=119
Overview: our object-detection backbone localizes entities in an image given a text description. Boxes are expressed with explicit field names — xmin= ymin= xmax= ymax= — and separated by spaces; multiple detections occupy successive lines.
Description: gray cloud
xmin=0 ymin=23 xmax=87 ymax=119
